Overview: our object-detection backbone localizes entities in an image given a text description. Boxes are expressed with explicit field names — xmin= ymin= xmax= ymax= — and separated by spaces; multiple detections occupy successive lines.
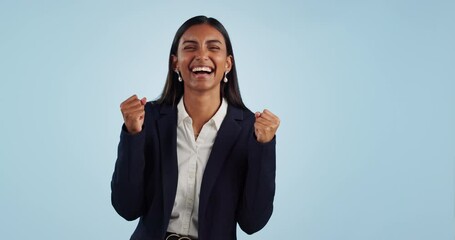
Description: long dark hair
xmin=156 ymin=16 xmax=246 ymax=109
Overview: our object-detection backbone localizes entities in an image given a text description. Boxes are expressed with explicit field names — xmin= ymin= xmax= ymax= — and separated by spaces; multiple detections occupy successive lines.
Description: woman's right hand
xmin=120 ymin=95 xmax=147 ymax=134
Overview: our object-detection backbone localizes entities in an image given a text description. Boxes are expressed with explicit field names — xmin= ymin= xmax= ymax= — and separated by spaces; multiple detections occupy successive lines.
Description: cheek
xmin=177 ymin=52 xmax=193 ymax=66
xmin=178 ymin=56 xmax=191 ymax=66
xmin=213 ymin=56 xmax=228 ymax=68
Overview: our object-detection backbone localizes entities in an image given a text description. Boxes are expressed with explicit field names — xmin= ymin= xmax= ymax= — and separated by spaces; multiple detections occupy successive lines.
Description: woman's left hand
xmin=254 ymin=109 xmax=280 ymax=143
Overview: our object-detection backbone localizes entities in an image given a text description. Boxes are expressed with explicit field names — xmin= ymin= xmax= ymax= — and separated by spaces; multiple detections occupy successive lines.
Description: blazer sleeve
xmin=111 ymin=124 xmax=147 ymax=221
xmin=237 ymin=132 xmax=276 ymax=234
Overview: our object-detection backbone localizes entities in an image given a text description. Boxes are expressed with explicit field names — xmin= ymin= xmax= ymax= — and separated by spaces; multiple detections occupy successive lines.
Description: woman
xmin=111 ymin=16 xmax=280 ymax=240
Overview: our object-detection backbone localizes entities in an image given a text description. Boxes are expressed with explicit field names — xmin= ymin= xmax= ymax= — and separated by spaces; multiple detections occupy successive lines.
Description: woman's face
xmin=173 ymin=24 xmax=232 ymax=94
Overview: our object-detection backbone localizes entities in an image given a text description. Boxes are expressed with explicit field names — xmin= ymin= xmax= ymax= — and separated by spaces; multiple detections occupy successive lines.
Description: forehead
xmin=179 ymin=24 xmax=226 ymax=44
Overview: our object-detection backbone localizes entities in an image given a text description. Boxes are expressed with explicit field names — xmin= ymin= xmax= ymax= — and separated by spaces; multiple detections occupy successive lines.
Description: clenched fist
xmin=120 ymin=95 xmax=147 ymax=134
xmin=254 ymin=109 xmax=280 ymax=143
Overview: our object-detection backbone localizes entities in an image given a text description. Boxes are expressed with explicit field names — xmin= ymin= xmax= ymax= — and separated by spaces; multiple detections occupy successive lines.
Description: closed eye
xmin=208 ymin=46 xmax=220 ymax=51
xmin=183 ymin=46 xmax=196 ymax=51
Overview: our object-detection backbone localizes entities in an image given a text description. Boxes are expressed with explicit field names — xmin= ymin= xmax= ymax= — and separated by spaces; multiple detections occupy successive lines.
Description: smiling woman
xmin=111 ymin=15 xmax=280 ymax=240
xmin=158 ymin=16 xmax=245 ymax=110
xmin=172 ymin=23 xmax=233 ymax=110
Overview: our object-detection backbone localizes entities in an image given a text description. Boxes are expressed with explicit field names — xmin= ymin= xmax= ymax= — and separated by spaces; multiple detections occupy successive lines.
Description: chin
xmin=186 ymin=81 xmax=221 ymax=93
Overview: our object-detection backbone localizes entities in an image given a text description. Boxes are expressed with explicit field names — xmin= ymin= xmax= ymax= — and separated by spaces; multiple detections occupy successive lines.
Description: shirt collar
xmin=177 ymin=97 xmax=228 ymax=130
xmin=177 ymin=97 xmax=190 ymax=126
xmin=211 ymin=98 xmax=228 ymax=130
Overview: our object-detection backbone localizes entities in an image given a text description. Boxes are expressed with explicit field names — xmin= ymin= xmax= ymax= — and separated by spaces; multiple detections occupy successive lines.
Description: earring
xmin=175 ymin=70 xmax=182 ymax=82
xmin=223 ymin=71 xmax=228 ymax=83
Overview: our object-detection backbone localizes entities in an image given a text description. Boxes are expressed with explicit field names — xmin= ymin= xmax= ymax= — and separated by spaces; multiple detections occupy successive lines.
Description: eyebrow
xmin=182 ymin=40 xmax=198 ymax=45
xmin=181 ymin=39 xmax=223 ymax=45
xmin=206 ymin=40 xmax=222 ymax=44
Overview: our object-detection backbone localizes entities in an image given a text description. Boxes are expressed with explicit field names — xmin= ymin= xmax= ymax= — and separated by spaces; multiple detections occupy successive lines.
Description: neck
xmin=182 ymin=90 xmax=221 ymax=134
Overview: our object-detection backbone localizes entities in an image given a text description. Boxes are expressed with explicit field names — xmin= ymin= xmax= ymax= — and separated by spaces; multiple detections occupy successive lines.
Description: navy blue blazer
xmin=111 ymin=101 xmax=276 ymax=240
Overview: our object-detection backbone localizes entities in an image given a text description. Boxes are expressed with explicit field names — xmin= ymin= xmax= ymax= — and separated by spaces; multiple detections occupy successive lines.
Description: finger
xmin=120 ymin=100 xmax=143 ymax=112
xmin=256 ymin=121 xmax=272 ymax=129
xmin=254 ymin=124 xmax=265 ymax=138
xmin=259 ymin=110 xmax=280 ymax=123
xmin=122 ymin=104 xmax=143 ymax=115
xmin=254 ymin=121 xmax=273 ymax=132
xmin=255 ymin=117 xmax=273 ymax=127
xmin=255 ymin=121 xmax=279 ymax=136
xmin=254 ymin=123 xmax=273 ymax=142
xmin=120 ymin=101 xmax=144 ymax=113
xmin=255 ymin=117 xmax=278 ymax=128
xmin=120 ymin=95 xmax=138 ymax=107
xmin=255 ymin=112 xmax=261 ymax=119
xmin=121 ymin=99 xmax=144 ymax=112
xmin=140 ymin=97 xmax=147 ymax=105
xmin=124 ymin=109 xmax=145 ymax=120
xmin=121 ymin=95 xmax=146 ymax=109
xmin=258 ymin=115 xmax=280 ymax=128
xmin=262 ymin=109 xmax=278 ymax=118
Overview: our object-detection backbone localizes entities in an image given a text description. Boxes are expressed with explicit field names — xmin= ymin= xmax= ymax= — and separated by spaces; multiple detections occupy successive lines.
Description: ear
xmin=225 ymin=55 xmax=233 ymax=73
xmin=171 ymin=54 xmax=178 ymax=71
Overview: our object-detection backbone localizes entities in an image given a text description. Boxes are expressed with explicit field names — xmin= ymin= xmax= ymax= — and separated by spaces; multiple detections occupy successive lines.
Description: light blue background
xmin=1 ymin=0 xmax=454 ymax=239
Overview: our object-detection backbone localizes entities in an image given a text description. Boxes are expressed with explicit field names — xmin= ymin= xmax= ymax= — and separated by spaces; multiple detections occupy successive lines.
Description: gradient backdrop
xmin=1 ymin=0 xmax=454 ymax=239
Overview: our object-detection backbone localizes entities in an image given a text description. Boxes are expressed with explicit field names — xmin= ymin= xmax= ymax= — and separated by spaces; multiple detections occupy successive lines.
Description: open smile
xmin=190 ymin=65 xmax=215 ymax=79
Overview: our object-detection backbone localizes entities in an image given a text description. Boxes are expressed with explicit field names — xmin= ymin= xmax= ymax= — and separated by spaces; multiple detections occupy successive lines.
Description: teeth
xmin=192 ymin=66 xmax=212 ymax=73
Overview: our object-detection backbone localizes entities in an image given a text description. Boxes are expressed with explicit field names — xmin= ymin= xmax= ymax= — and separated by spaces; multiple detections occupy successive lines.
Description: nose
xmin=195 ymin=48 xmax=209 ymax=61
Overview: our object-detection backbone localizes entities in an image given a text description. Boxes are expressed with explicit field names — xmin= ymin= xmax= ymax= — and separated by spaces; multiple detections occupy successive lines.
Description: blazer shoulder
xmin=227 ymin=104 xmax=255 ymax=121
xmin=144 ymin=101 xmax=175 ymax=116
xmin=241 ymin=106 xmax=255 ymax=123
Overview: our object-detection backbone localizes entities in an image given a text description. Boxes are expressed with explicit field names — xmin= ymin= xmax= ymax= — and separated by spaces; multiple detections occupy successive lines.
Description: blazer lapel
xmin=157 ymin=104 xmax=178 ymax=222
xmin=199 ymin=105 xmax=243 ymax=219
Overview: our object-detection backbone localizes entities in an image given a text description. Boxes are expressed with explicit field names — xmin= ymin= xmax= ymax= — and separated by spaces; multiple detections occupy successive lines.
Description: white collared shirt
xmin=167 ymin=97 xmax=228 ymax=238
